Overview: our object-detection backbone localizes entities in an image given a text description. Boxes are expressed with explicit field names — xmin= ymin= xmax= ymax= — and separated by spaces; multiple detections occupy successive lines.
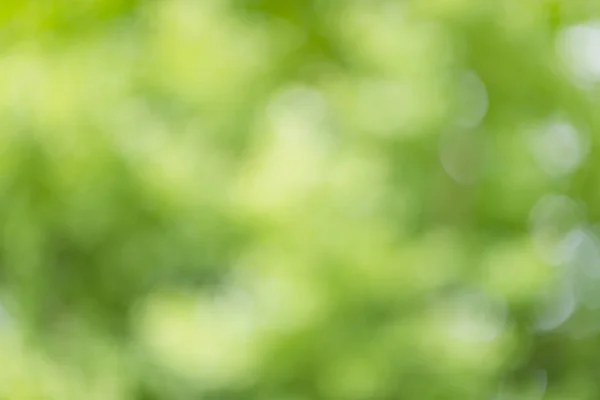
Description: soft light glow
xmin=527 ymin=117 xmax=587 ymax=177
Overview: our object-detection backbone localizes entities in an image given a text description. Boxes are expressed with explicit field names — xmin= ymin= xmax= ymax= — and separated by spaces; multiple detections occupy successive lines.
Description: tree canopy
xmin=0 ymin=1 xmax=600 ymax=399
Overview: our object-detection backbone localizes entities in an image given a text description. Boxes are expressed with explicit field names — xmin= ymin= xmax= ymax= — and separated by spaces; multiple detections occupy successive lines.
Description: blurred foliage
xmin=1 ymin=0 xmax=600 ymax=399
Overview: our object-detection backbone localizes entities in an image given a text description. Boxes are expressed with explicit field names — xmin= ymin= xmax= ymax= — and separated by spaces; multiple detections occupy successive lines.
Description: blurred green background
xmin=1 ymin=0 xmax=600 ymax=398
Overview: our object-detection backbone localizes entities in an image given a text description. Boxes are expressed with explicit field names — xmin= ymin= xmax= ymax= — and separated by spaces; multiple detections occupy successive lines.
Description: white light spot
xmin=535 ymin=278 xmax=575 ymax=331
xmin=561 ymin=227 xmax=600 ymax=309
xmin=532 ymin=370 xmax=549 ymax=400
xmin=497 ymin=369 xmax=547 ymax=400
xmin=444 ymin=290 xmax=506 ymax=343
xmin=455 ymin=71 xmax=488 ymax=128
xmin=439 ymin=129 xmax=485 ymax=185
xmin=527 ymin=118 xmax=587 ymax=178
xmin=556 ymin=22 xmax=600 ymax=86
xmin=566 ymin=228 xmax=600 ymax=278
xmin=529 ymin=194 xmax=583 ymax=266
